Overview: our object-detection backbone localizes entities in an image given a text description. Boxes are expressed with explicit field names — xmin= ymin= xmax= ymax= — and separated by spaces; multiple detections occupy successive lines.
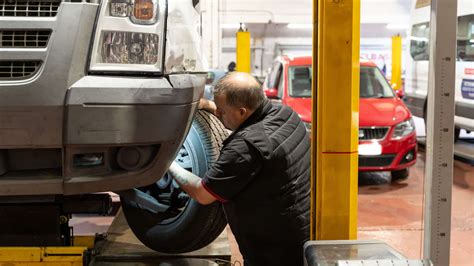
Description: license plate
xmin=358 ymin=143 xmax=382 ymax=156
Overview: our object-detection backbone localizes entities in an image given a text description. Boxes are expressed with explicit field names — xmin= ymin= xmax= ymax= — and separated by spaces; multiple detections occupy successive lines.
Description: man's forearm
xmin=168 ymin=162 xmax=216 ymax=205
xmin=168 ymin=162 xmax=201 ymax=192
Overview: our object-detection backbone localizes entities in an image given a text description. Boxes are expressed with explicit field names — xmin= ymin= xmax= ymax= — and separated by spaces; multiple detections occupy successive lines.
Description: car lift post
xmin=391 ymin=34 xmax=402 ymax=91
xmin=236 ymin=24 xmax=251 ymax=73
xmin=311 ymin=0 xmax=360 ymax=240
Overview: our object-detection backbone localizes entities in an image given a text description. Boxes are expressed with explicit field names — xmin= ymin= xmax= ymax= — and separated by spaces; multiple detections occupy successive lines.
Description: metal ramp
xmin=90 ymin=209 xmax=232 ymax=266
xmin=453 ymin=139 xmax=474 ymax=161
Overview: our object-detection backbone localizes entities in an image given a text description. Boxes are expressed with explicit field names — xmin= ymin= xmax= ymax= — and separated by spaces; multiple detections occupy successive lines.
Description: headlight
xmin=100 ymin=31 xmax=159 ymax=64
xmin=391 ymin=118 xmax=415 ymax=139
xmin=89 ymin=0 xmax=165 ymax=73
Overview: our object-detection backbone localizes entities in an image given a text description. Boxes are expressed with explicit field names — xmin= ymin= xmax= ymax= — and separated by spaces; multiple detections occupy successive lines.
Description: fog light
xmin=117 ymin=146 xmax=154 ymax=171
xmin=73 ymin=153 xmax=104 ymax=168
xmin=405 ymin=151 xmax=414 ymax=162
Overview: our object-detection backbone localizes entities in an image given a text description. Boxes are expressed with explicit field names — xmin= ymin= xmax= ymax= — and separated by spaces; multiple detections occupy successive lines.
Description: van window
xmin=410 ymin=22 xmax=430 ymax=61
xmin=411 ymin=15 xmax=474 ymax=62
xmin=289 ymin=66 xmax=312 ymax=98
xmin=457 ymin=14 xmax=474 ymax=61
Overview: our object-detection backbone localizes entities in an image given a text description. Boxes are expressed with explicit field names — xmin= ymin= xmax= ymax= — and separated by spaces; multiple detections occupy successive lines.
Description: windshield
xmin=360 ymin=66 xmax=395 ymax=98
xmin=288 ymin=66 xmax=312 ymax=98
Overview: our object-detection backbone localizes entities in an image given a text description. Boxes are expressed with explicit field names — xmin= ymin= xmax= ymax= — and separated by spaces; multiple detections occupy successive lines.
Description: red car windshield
xmin=288 ymin=65 xmax=395 ymax=99
xmin=360 ymin=66 xmax=395 ymax=98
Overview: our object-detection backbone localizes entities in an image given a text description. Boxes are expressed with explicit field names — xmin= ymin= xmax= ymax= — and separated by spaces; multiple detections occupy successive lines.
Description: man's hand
xmin=168 ymin=162 xmax=217 ymax=205
xmin=198 ymin=98 xmax=217 ymax=115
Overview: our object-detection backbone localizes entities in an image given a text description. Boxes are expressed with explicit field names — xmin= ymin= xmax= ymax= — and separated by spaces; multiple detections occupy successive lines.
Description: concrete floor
xmin=358 ymin=148 xmax=474 ymax=265
xmin=70 ymin=146 xmax=474 ymax=265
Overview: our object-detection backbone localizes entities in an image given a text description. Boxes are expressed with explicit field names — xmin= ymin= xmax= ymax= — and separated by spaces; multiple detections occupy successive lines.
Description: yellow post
xmin=391 ymin=35 xmax=402 ymax=91
xmin=236 ymin=25 xmax=251 ymax=73
xmin=311 ymin=0 xmax=360 ymax=240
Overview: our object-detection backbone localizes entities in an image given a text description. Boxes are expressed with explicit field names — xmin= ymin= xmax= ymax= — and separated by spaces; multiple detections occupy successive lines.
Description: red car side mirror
xmin=395 ymin=89 xmax=404 ymax=99
xmin=264 ymin=88 xmax=279 ymax=99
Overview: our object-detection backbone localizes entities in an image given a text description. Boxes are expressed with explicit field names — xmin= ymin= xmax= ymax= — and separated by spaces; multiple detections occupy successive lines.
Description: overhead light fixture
xmin=221 ymin=23 xmax=242 ymax=29
xmin=386 ymin=24 xmax=409 ymax=30
xmin=287 ymin=23 xmax=313 ymax=29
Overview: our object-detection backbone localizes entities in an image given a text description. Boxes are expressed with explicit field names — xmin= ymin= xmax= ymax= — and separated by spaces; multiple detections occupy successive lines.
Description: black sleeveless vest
xmin=222 ymin=99 xmax=310 ymax=266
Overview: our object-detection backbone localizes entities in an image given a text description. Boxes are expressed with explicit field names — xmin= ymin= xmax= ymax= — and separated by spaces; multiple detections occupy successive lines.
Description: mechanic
xmin=168 ymin=72 xmax=310 ymax=266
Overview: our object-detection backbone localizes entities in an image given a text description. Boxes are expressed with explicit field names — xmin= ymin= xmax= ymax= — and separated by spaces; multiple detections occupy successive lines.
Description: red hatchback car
xmin=263 ymin=55 xmax=417 ymax=179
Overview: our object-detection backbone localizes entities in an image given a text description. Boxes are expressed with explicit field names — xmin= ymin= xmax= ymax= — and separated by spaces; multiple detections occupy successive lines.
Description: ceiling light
xmin=386 ymin=24 xmax=409 ymax=30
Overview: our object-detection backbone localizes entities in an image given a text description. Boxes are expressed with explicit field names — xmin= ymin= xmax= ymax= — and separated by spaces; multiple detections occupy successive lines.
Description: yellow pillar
xmin=236 ymin=26 xmax=251 ymax=73
xmin=391 ymin=35 xmax=402 ymax=91
xmin=311 ymin=0 xmax=360 ymax=240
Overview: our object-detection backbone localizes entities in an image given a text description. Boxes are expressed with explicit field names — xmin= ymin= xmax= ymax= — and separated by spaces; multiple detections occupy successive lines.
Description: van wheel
xmin=391 ymin=168 xmax=409 ymax=181
xmin=121 ymin=110 xmax=229 ymax=253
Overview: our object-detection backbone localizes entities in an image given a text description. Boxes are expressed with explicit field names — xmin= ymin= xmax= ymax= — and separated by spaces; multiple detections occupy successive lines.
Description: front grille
xmin=0 ymin=30 xmax=51 ymax=48
xmin=0 ymin=0 xmax=62 ymax=17
xmin=359 ymin=127 xmax=389 ymax=140
xmin=0 ymin=60 xmax=42 ymax=80
xmin=359 ymin=154 xmax=396 ymax=167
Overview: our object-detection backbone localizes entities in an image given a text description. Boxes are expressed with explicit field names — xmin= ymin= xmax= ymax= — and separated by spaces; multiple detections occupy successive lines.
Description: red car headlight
xmin=391 ymin=118 xmax=415 ymax=139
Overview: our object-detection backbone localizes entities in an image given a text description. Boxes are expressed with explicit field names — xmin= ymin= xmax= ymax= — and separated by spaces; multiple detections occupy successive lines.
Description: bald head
xmin=214 ymin=72 xmax=265 ymax=111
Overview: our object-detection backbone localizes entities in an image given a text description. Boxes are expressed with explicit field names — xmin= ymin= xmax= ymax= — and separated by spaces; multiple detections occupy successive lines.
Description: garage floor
xmin=70 ymin=146 xmax=474 ymax=265
xmin=357 ymin=146 xmax=474 ymax=265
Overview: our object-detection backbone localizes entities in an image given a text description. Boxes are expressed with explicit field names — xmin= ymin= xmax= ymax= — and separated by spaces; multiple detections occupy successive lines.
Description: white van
xmin=404 ymin=0 xmax=474 ymax=139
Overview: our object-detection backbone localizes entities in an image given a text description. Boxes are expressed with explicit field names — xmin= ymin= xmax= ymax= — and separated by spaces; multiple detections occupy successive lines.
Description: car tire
xmin=121 ymin=110 xmax=229 ymax=253
xmin=391 ymin=168 xmax=409 ymax=181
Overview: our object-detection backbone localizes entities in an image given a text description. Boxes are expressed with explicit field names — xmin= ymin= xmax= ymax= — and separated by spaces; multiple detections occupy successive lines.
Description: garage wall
xmin=218 ymin=0 xmax=412 ymax=24
xmin=220 ymin=36 xmax=408 ymax=80
xmin=199 ymin=0 xmax=412 ymax=77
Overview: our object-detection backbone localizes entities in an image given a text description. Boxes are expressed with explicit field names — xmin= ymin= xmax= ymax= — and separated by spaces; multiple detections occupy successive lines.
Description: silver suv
xmin=0 ymin=0 xmax=228 ymax=253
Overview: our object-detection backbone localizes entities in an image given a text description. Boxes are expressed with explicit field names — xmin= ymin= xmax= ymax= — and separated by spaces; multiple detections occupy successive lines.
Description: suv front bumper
xmin=0 ymin=74 xmax=205 ymax=195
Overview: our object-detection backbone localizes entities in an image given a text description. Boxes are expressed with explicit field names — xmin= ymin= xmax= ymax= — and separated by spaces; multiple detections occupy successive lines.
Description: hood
xmin=285 ymin=97 xmax=312 ymax=122
xmin=285 ymin=97 xmax=411 ymax=127
xmin=359 ymin=97 xmax=411 ymax=127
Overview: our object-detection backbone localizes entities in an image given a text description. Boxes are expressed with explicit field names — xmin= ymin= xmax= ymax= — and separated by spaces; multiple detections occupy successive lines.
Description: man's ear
xmin=239 ymin=107 xmax=248 ymax=117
